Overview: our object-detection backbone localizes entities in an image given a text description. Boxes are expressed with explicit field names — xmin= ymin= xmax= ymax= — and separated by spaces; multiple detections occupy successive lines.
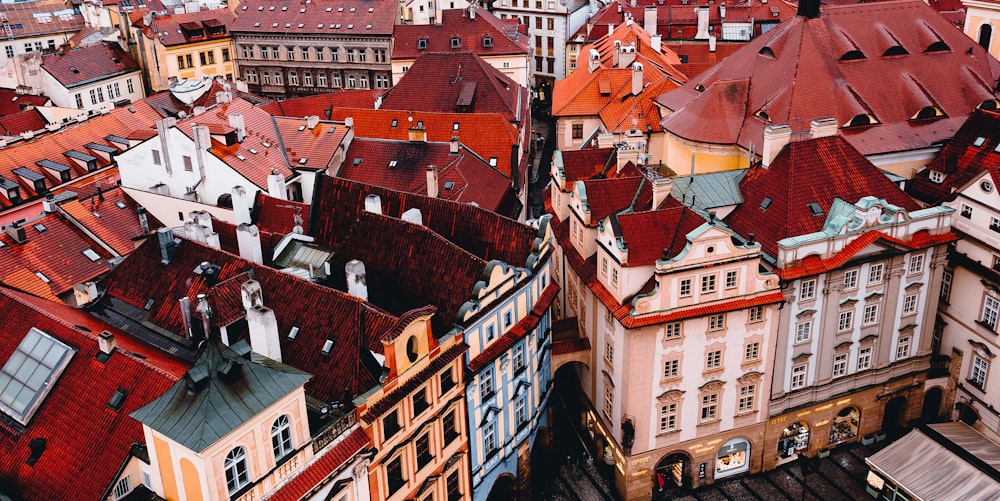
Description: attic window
xmin=262 ymin=141 xmax=271 ymax=148
xmin=808 ymin=202 xmax=824 ymax=216
xmin=369 ymin=7 xmax=375 ymax=11
xmin=929 ymin=170 xmax=944 ymax=184
xmin=257 ymin=5 xmax=262 ymax=9
xmin=451 ymin=37 xmax=461 ymax=48
xmin=115 ymin=201 xmax=126 ymax=209
xmin=483 ymin=36 xmax=493 ymax=48
xmin=338 ymin=7 xmax=344 ymax=11
xmin=281 ymin=6 xmax=287 ymax=10
xmin=299 ymin=8 xmax=305 ymax=12
xmin=347 ymin=24 xmax=354 ymax=29
xmin=107 ymin=388 xmax=127 ymax=410
xmin=911 ymin=106 xmax=944 ymax=121
xmin=350 ymin=7 xmax=356 ymax=11
xmin=845 ymin=114 xmax=878 ymax=128
xmin=417 ymin=38 xmax=428 ymax=50
xmin=0 ymin=328 xmax=74 ymax=425
xmin=297 ymin=23 xmax=304 ymax=28
xmin=33 ymin=223 xmax=46 ymax=233
xmin=82 ymin=248 xmax=100 ymax=261
xmin=925 ymin=41 xmax=950 ymax=53
xmin=366 ymin=24 xmax=372 ymax=29
xmin=298 ymin=125 xmax=306 ymax=131
xmin=757 ymin=46 xmax=775 ymax=58
xmin=882 ymin=45 xmax=908 ymax=57
xmin=994 ymin=142 xmax=1000 ymax=154
xmin=694 ymin=83 xmax=705 ymax=92
xmin=979 ymin=99 xmax=1000 ymax=110
xmin=489 ymin=157 xmax=498 ymax=167
xmin=453 ymin=122 xmax=459 ymax=131
xmin=353 ymin=157 xmax=362 ymax=166
xmin=391 ymin=119 xmax=398 ymax=127
xmin=759 ymin=197 xmax=772 ymax=210
xmin=288 ymin=325 xmax=299 ymax=340
xmin=326 ymin=7 xmax=331 ymax=11
xmin=321 ymin=339 xmax=334 ymax=356
xmin=444 ymin=181 xmax=455 ymax=190
xmin=754 ymin=109 xmax=771 ymax=123
xmin=389 ymin=160 xmax=398 ymax=168
xmin=236 ymin=154 xmax=246 ymax=161
xmin=254 ymin=22 xmax=260 ymax=27
xmin=838 ymin=50 xmax=866 ymax=61
xmin=144 ymin=298 xmax=154 ymax=310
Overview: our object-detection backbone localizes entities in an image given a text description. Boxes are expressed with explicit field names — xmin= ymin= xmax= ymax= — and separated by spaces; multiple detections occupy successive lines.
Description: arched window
xmin=980 ymin=23 xmax=993 ymax=50
xmin=224 ymin=447 xmax=250 ymax=495
xmin=271 ymin=415 xmax=293 ymax=460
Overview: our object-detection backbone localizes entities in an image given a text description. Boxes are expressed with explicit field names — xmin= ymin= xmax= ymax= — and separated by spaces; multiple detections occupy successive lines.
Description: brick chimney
xmin=237 ymin=223 xmax=263 ymax=264
xmin=761 ymin=125 xmax=792 ymax=168
xmin=408 ymin=124 xmax=427 ymax=142
xmin=247 ymin=305 xmax=282 ymax=362
xmin=426 ymin=165 xmax=439 ymax=198
xmin=346 ymin=259 xmax=368 ymax=301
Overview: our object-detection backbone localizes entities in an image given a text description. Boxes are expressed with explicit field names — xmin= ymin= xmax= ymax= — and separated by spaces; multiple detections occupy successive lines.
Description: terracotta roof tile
xmin=0 ymin=89 xmax=49 ymax=117
xmin=0 ymin=0 xmax=84 ymax=38
xmin=58 ymin=187 xmax=163 ymax=256
xmin=132 ymin=8 xmax=235 ymax=47
xmin=252 ymin=191 xmax=309 ymax=235
xmin=392 ymin=8 xmax=529 ymax=60
xmin=909 ymin=109 xmax=1000 ymax=204
xmin=258 ymin=90 xmax=384 ymax=117
xmin=467 ymin=282 xmax=558 ymax=372
xmin=361 ymin=340 xmax=467 ymax=421
xmin=0 ymin=109 xmax=47 ymax=136
xmin=143 ymin=80 xmax=268 ymax=119
xmin=274 ymin=117 xmax=351 ymax=171
xmin=578 ymin=175 xmax=652 ymax=225
xmin=778 ymin=229 xmax=957 ymax=280
xmin=267 ymin=428 xmax=370 ymax=501
xmin=41 ymin=42 xmax=139 ymax=88
xmin=556 ymin=148 xmax=617 ymax=187
xmin=613 ymin=205 xmax=705 ymax=266
xmin=232 ymin=0 xmax=396 ymax=35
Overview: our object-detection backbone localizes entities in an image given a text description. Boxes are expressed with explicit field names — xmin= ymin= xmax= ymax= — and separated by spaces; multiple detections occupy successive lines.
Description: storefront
xmin=777 ymin=421 xmax=809 ymax=461
xmin=829 ymin=407 xmax=860 ymax=445
xmin=653 ymin=452 xmax=688 ymax=496
xmin=714 ymin=438 xmax=750 ymax=479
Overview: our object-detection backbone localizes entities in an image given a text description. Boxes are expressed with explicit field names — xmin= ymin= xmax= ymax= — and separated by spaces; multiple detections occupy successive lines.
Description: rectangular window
xmin=383 ymin=409 xmax=401 ymax=440
xmin=303 ymin=72 xmax=312 ymax=86
xmin=863 ymin=303 xmax=879 ymax=325
xmin=182 ymin=155 xmax=193 ymax=172
xmin=700 ymin=393 xmax=718 ymax=422
xmin=90 ymin=89 xmax=97 ymax=104
xmin=271 ymin=47 xmax=279 ymax=59
xmin=679 ymin=278 xmax=692 ymax=297
xmin=902 ymin=294 xmax=918 ymax=316
xmin=288 ymin=71 xmax=298 ymax=86
xmin=331 ymin=48 xmax=339 ymax=62
xmin=512 ymin=344 xmax=525 ymax=373
xmin=896 ymin=336 xmax=911 ymax=359
xmin=857 ymin=346 xmax=873 ymax=371
xmin=300 ymin=46 xmax=309 ymax=60
xmin=795 ymin=321 xmax=811 ymax=343
xmin=748 ymin=306 xmax=763 ymax=323
xmin=151 ymin=150 xmax=161 ymax=165
xmin=941 ymin=270 xmax=952 ymax=302
xmin=708 ymin=313 xmax=725 ymax=331
xmin=96 ymin=87 xmax=104 ymax=102
xmin=4 ymin=46 xmax=12 ymax=58
xmin=222 ymin=48 xmax=230 ymax=61
xmin=185 ymin=54 xmax=193 ymax=68
xmin=127 ymin=78 xmax=134 ymax=93
xmin=548 ymin=17 xmax=554 ymax=30
xmin=200 ymin=51 xmax=208 ymax=65
xmin=387 ymin=455 xmax=405 ymax=495
xmin=375 ymin=49 xmax=387 ymax=62
xmin=983 ymin=296 xmax=1000 ymax=330
xmin=317 ymin=48 xmax=325 ymax=61
xmin=603 ymin=384 xmax=613 ymax=421
xmin=738 ymin=384 xmax=756 ymax=413
xmin=665 ymin=321 xmax=682 ymax=340
xmin=605 ymin=339 xmax=613 ymax=365
xmin=601 ymin=257 xmax=608 ymax=277
xmin=572 ymin=123 xmax=583 ymax=139
xmin=663 ymin=359 xmax=679 ymax=379
xmin=838 ymin=310 xmax=854 ymax=331
xmin=791 ymin=364 xmax=807 ymax=389
xmin=705 ymin=350 xmax=722 ymax=370
xmin=443 ymin=410 xmax=458 ymax=444
xmin=480 ymin=368 xmax=494 ymax=397
xmin=358 ymin=49 xmax=367 ymax=62
xmin=962 ymin=204 xmax=973 ymax=219
xmin=800 ymin=279 xmax=816 ymax=300
xmin=701 ymin=274 xmax=717 ymax=293
xmin=744 ymin=342 xmax=760 ymax=362
xmin=440 ymin=368 xmax=456 ymax=393
xmin=317 ymin=73 xmax=327 ymax=87
xmin=908 ymin=254 xmax=924 ymax=274
xmin=992 ymin=218 xmax=1000 ymax=234
xmin=659 ymin=403 xmax=677 ymax=433
xmin=416 ymin=433 xmax=433 ymax=469
xmin=114 ymin=476 xmax=133 ymax=500
xmin=241 ymin=45 xmax=252 ymax=58
xmin=447 ymin=471 xmax=461 ymax=501
xmin=611 ymin=268 xmax=619 ymax=286
xmin=413 ymin=387 xmax=429 ymax=416
xmin=868 ymin=263 xmax=884 ymax=285
xmin=843 ymin=269 xmax=859 ymax=290
xmin=833 ymin=354 xmax=848 ymax=377
xmin=483 ymin=420 xmax=497 ymax=455
xmin=515 ymin=397 xmax=527 ymax=429
xmin=107 ymin=84 xmax=114 ymax=99
xmin=725 ymin=270 xmax=738 ymax=289
xmin=74 ymin=93 xmax=83 ymax=108
xmin=177 ymin=55 xmax=186 ymax=69
xmin=972 ymin=355 xmax=989 ymax=389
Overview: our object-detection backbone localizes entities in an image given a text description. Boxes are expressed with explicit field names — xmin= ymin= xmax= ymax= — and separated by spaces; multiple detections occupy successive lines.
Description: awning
xmin=866 ymin=423 xmax=1000 ymax=501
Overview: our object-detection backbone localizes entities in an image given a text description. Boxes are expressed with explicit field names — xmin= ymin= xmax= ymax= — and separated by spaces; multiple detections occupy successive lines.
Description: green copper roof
xmin=130 ymin=340 xmax=311 ymax=452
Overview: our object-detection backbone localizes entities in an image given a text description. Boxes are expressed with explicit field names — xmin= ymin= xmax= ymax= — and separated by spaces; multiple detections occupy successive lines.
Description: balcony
xmin=929 ymin=354 xmax=951 ymax=379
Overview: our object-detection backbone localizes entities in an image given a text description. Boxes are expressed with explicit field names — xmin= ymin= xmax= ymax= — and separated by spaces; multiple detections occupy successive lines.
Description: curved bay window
xmin=829 ymin=407 xmax=860 ymax=445
xmin=715 ymin=438 xmax=750 ymax=478
xmin=778 ymin=421 xmax=810 ymax=460
xmin=271 ymin=415 xmax=293 ymax=462
xmin=225 ymin=447 xmax=250 ymax=497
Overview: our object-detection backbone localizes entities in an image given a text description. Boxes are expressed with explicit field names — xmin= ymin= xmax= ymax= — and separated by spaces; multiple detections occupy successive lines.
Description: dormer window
xmin=417 ymin=38 xmax=428 ymax=50
xmin=881 ymin=45 xmax=908 ymax=57
xmin=911 ymin=106 xmax=944 ymax=121
xmin=979 ymin=99 xmax=1000 ymax=110
xmin=757 ymin=46 xmax=775 ymax=58
xmin=925 ymin=41 xmax=950 ymax=53
xmin=754 ymin=109 xmax=771 ymax=123
xmin=974 ymin=137 xmax=987 ymax=147
xmin=482 ymin=35 xmax=493 ymax=48
xmin=929 ymin=170 xmax=944 ymax=184
xmin=845 ymin=114 xmax=879 ymax=128
xmin=451 ymin=37 xmax=461 ymax=48
xmin=838 ymin=50 xmax=866 ymax=61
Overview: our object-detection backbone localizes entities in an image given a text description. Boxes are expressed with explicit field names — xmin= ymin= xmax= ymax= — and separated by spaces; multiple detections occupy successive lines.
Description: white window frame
xmin=271 ymin=415 xmax=293 ymax=460
xmin=984 ymin=296 xmax=1000 ymax=331
xmin=725 ymin=270 xmax=738 ymax=289
xmin=665 ymin=321 xmax=682 ymax=340
xmin=795 ymin=321 xmax=811 ymax=344
xmin=868 ymin=263 xmax=884 ymax=285
xmin=896 ymin=336 xmax=911 ymax=359
xmin=838 ymin=310 xmax=854 ymax=332
xmin=663 ymin=359 xmax=679 ymax=379
xmin=737 ymin=384 xmax=756 ymax=413
xmin=843 ymin=269 xmax=859 ymax=290
xmin=700 ymin=392 xmax=719 ymax=422
xmin=708 ymin=313 xmax=726 ymax=332
xmin=706 ymin=349 xmax=722 ymax=370
xmin=679 ymin=278 xmax=692 ymax=297
xmin=857 ymin=346 xmax=873 ymax=371
xmin=800 ymin=279 xmax=816 ymax=301
xmin=908 ymin=254 xmax=924 ymax=275
xmin=701 ymin=274 xmax=717 ymax=293
xmin=659 ymin=402 xmax=677 ymax=433
xmin=748 ymin=305 xmax=764 ymax=323
xmin=863 ymin=303 xmax=879 ymax=326
xmin=902 ymin=294 xmax=918 ymax=316
xmin=833 ymin=353 xmax=848 ymax=377
xmin=745 ymin=342 xmax=760 ymax=362
xmin=224 ymin=447 xmax=250 ymax=495
xmin=790 ymin=364 xmax=807 ymax=390
xmin=972 ymin=355 xmax=990 ymax=389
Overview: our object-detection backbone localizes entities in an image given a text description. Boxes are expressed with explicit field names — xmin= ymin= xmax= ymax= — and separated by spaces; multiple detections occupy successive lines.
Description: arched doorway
xmin=487 ymin=473 xmax=518 ymax=501
xmin=653 ymin=452 xmax=689 ymax=499
xmin=778 ymin=421 xmax=810 ymax=461
xmin=921 ymin=388 xmax=944 ymax=423
xmin=715 ymin=438 xmax=751 ymax=479
xmin=882 ymin=396 xmax=907 ymax=438
xmin=980 ymin=23 xmax=993 ymax=50
xmin=829 ymin=407 xmax=860 ymax=445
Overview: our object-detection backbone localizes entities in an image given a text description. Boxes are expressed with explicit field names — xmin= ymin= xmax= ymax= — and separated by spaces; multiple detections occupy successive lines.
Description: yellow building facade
xmin=131 ymin=9 xmax=237 ymax=93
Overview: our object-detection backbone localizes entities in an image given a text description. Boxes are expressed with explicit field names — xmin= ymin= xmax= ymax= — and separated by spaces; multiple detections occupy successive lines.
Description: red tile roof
xmin=556 ymin=148 xmax=617 ymax=188
xmin=0 ymin=286 xmax=178 ymax=501
xmin=267 ymin=428 xmax=370 ymax=501
xmin=585 ymin=22 xmax=687 ymax=80
xmin=612 ymin=205 xmax=705 ymax=266
xmin=578 ymin=175 xmax=652 ymax=225
xmin=0 ymin=90 xmax=49 ymax=117
xmin=253 ymin=191 xmax=310 ymax=235
xmin=328 ymin=108 xmax=521 ymax=179
xmin=143 ymin=79 xmax=269 ymax=119
xmin=778 ymin=229 xmax=957 ymax=280
xmin=259 ymin=90 xmax=384 ymax=117
xmin=58 ymin=187 xmax=163 ymax=256
xmin=664 ymin=41 xmax=747 ymax=80
xmin=0 ymin=211 xmax=115 ymax=296
xmin=41 ymin=42 xmax=140 ymax=88
xmin=338 ymin=138 xmax=513 ymax=213
xmin=724 ymin=135 xmax=921 ymax=259
xmin=231 ymin=0 xmax=396 ymax=35
xmin=379 ymin=52 xmax=528 ymax=124
xmin=101 ymin=237 xmax=399 ymax=399
xmin=0 ymin=0 xmax=85 ymax=38
xmin=908 ymin=109 xmax=1000 ymax=204
xmin=656 ymin=0 xmax=1000 ymax=158
xmin=0 ymin=108 xmax=47 ymax=136
xmin=392 ymin=8 xmax=530 ymax=60
xmin=467 ymin=282 xmax=559 ymax=372
xmin=132 ymin=8 xmax=235 ymax=47
xmin=274 ymin=116 xmax=351 ymax=171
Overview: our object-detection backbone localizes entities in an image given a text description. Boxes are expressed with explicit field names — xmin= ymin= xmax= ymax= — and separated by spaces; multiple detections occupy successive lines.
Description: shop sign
xmin=699 ymin=462 xmax=706 ymax=479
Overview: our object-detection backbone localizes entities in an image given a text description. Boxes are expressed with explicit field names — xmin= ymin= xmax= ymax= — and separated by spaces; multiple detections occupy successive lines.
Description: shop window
xmin=829 ymin=407 xmax=859 ymax=444
xmin=715 ymin=438 xmax=750 ymax=478
xmin=777 ymin=422 xmax=809 ymax=459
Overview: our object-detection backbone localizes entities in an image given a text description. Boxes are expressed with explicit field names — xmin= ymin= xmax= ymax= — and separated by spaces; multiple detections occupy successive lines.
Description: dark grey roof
xmin=85 ymin=142 xmax=118 ymax=154
xmin=670 ymin=169 xmax=746 ymax=211
xmin=64 ymin=150 xmax=96 ymax=162
xmin=0 ymin=177 xmax=18 ymax=190
xmin=12 ymin=167 xmax=44 ymax=182
xmin=130 ymin=340 xmax=311 ymax=452
xmin=36 ymin=159 xmax=71 ymax=172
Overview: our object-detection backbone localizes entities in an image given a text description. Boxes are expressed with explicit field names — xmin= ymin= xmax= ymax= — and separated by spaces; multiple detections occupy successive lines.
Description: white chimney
xmin=364 ymin=194 xmax=382 ymax=214
xmin=450 ymin=136 xmax=460 ymax=154
xmin=231 ymin=185 xmax=253 ymax=225
xmin=695 ymin=6 xmax=710 ymax=39
xmin=98 ymin=331 xmax=116 ymax=354
xmin=619 ymin=44 xmax=636 ymax=68
xmin=426 ymin=165 xmax=439 ymax=198
xmin=588 ymin=48 xmax=601 ymax=72
xmin=192 ymin=124 xmax=210 ymax=178
xmin=761 ymin=125 xmax=792 ymax=168
xmin=608 ymin=23 xmax=614 ymax=37
xmin=241 ymin=279 xmax=263 ymax=310
xmin=247 ymin=305 xmax=282 ymax=362
xmin=402 ymin=207 xmax=423 ymax=225
xmin=205 ymin=231 xmax=220 ymax=249
xmin=307 ymin=115 xmax=320 ymax=130
xmin=237 ymin=223 xmax=264 ymax=264
xmin=267 ymin=171 xmax=287 ymax=200
xmin=42 ymin=196 xmax=57 ymax=213
xmin=215 ymin=91 xmax=232 ymax=104
xmin=85 ymin=281 xmax=98 ymax=300
xmin=709 ymin=34 xmax=717 ymax=53
xmin=137 ymin=206 xmax=149 ymax=234
xmin=228 ymin=113 xmax=246 ymax=142
xmin=184 ymin=220 xmax=207 ymax=243
xmin=632 ymin=62 xmax=644 ymax=95
xmin=190 ymin=210 xmax=213 ymax=232
xmin=651 ymin=34 xmax=662 ymax=54
xmin=613 ymin=40 xmax=622 ymax=67
xmin=156 ymin=118 xmax=173 ymax=175
xmin=720 ymin=2 xmax=726 ymax=19
xmin=644 ymin=5 xmax=657 ymax=34
xmin=469 ymin=5 xmax=476 ymax=18
xmin=345 ymin=259 xmax=368 ymax=301
xmin=652 ymin=176 xmax=672 ymax=209
xmin=809 ymin=117 xmax=838 ymax=139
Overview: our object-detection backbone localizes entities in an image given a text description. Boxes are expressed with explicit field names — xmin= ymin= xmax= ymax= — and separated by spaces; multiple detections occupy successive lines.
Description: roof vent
xmin=759 ymin=197 xmax=772 ymax=210
xmin=107 ymin=388 xmax=127 ymax=410
xmin=217 ymin=358 xmax=243 ymax=383
xmin=925 ymin=41 xmax=950 ymax=53
xmin=757 ymin=46 xmax=775 ymax=58
xmin=69 ymin=66 xmax=79 ymax=74
xmin=5 ymin=221 xmax=26 ymax=244
xmin=882 ymin=45 xmax=908 ymax=57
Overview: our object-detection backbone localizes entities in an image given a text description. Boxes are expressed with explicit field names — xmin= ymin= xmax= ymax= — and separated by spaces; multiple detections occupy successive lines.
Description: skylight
xmin=33 ymin=223 xmax=46 ymax=233
xmin=321 ymin=339 xmax=333 ymax=356
xmin=444 ymin=181 xmax=455 ymax=190
xmin=82 ymin=248 xmax=100 ymax=261
xmin=34 ymin=271 xmax=49 ymax=283
xmin=974 ymin=137 xmax=986 ymax=147
xmin=299 ymin=157 xmax=307 ymax=165
xmin=808 ymin=202 xmax=824 ymax=216
xmin=759 ymin=197 xmax=772 ymax=210
xmin=288 ymin=325 xmax=299 ymax=340
xmin=0 ymin=327 xmax=75 ymax=425
xmin=353 ymin=157 xmax=362 ymax=166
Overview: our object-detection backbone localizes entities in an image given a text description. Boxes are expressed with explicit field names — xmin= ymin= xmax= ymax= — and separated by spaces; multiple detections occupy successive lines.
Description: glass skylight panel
xmin=974 ymin=137 xmax=986 ymax=147
xmin=0 ymin=327 xmax=75 ymax=425
xmin=82 ymin=248 xmax=100 ymax=261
